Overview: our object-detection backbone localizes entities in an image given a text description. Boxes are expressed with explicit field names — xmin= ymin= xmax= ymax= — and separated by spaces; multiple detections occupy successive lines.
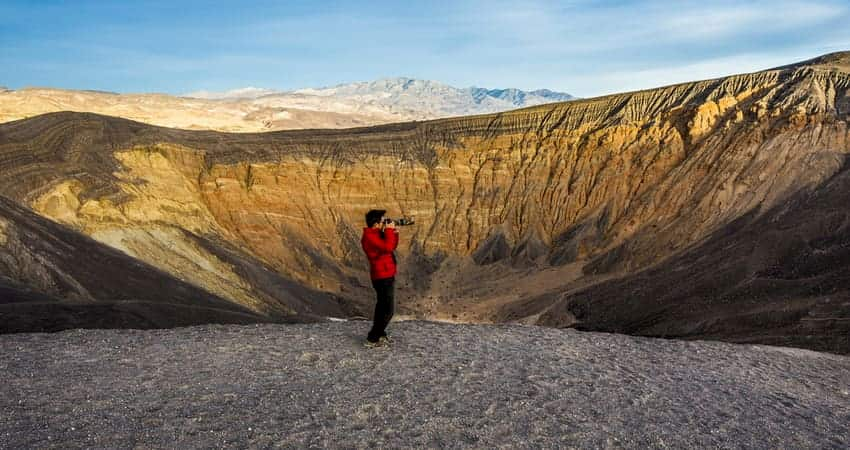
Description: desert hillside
xmin=0 ymin=195 xmax=330 ymax=330
xmin=0 ymin=88 xmax=399 ymax=132
xmin=1 ymin=52 xmax=849 ymax=353
xmin=0 ymin=79 xmax=574 ymax=132
xmin=2 ymin=321 xmax=848 ymax=448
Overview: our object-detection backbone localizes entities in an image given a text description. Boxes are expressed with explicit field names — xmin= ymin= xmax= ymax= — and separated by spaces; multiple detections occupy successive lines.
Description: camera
xmin=383 ymin=216 xmax=415 ymax=226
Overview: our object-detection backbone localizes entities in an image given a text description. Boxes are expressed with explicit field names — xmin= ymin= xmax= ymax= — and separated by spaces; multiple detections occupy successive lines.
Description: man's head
xmin=365 ymin=209 xmax=386 ymax=228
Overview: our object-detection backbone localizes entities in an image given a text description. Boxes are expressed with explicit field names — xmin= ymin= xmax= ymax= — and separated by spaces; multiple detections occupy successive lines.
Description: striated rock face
xmin=0 ymin=195 xmax=293 ymax=332
xmin=1 ymin=52 xmax=849 ymax=352
xmin=536 ymin=160 xmax=850 ymax=354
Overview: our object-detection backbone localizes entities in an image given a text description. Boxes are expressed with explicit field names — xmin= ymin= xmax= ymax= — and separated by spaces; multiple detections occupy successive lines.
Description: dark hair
xmin=365 ymin=209 xmax=386 ymax=227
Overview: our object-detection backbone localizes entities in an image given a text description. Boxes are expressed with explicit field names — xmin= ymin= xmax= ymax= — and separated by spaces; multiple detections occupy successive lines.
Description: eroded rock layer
xmin=0 ymin=195 xmax=290 ymax=331
xmin=1 ymin=52 xmax=849 ymax=351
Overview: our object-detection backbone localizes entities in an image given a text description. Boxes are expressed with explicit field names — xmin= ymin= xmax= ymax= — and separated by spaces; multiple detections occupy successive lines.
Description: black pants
xmin=368 ymin=276 xmax=395 ymax=341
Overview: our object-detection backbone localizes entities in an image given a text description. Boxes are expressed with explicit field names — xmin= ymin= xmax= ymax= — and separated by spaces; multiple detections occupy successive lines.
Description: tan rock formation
xmin=0 ymin=88 xmax=400 ymax=132
xmin=0 ymin=195 xmax=288 ymax=332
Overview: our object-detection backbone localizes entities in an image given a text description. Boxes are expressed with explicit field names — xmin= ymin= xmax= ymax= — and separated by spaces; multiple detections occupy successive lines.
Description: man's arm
xmin=386 ymin=227 xmax=399 ymax=251
xmin=384 ymin=220 xmax=399 ymax=252
xmin=363 ymin=228 xmax=398 ymax=253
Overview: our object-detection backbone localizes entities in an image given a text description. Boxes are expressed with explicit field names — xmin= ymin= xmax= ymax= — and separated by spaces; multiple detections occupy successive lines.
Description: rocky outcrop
xmin=537 ymin=157 xmax=850 ymax=354
xmin=0 ymin=195 xmax=294 ymax=332
xmin=1 ymin=52 xmax=849 ymax=351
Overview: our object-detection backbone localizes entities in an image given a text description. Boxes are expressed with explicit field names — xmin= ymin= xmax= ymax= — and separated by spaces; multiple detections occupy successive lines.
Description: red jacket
xmin=361 ymin=227 xmax=399 ymax=280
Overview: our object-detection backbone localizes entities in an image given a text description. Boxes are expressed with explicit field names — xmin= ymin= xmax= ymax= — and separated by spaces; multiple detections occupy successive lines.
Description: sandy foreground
xmin=1 ymin=320 xmax=848 ymax=449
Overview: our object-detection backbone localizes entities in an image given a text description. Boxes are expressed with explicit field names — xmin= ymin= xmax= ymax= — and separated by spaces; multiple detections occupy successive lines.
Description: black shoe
xmin=364 ymin=338 xmax=384 ymax=348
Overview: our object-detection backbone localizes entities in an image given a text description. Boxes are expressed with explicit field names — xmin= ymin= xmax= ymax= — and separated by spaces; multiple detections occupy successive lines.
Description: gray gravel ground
xmin=1 ymin=320 xmax=849 ymax=449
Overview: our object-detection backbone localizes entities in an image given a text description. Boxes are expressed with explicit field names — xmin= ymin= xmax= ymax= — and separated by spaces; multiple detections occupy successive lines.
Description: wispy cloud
xmin=447 ymin=0 xmax=846 ymax=55
xmin=660 ymin=1 xmax=845 ymax=38
xmin=569 ymin=50 xmax=819 ymax=96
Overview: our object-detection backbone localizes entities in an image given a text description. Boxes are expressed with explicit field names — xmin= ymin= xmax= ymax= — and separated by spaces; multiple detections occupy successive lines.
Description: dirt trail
xmin=2 ymin=321 xmax=848 ymax=449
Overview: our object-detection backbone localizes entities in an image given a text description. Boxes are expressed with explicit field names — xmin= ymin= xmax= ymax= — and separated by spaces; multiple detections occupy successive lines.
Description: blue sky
xmin=2 ymin=0 xmax=849 ymax=97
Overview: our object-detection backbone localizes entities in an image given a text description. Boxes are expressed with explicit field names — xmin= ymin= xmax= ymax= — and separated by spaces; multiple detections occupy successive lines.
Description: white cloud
xmin=661 ymin=1 xmax=846 ymax=38
xmin=567 ymin=47 xmax=841 ymax=97
xmin=444 ymin=0 xmax=847 ymax=56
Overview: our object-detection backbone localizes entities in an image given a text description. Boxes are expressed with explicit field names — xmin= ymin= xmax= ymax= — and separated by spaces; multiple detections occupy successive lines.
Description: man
xmin=361 ymin=209 xmax=399 ymax=347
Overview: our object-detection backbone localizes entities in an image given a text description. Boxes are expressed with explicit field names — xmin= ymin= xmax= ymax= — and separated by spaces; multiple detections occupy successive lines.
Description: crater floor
xmin=2 ymin=321 xmax=848 ymax=448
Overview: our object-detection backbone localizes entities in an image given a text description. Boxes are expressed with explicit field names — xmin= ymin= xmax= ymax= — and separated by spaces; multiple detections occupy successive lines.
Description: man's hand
xmin=385 ymin=219 xmax=396 ymax=230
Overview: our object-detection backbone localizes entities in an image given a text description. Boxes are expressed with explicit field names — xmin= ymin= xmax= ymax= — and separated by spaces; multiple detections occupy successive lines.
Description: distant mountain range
xmin=185 ymin=77 xmax=576 ymax=120
xmin=182 ymin=86 xmax=279 ymax=100
xmin=0 ymin=78 xmax=574 ymax=132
